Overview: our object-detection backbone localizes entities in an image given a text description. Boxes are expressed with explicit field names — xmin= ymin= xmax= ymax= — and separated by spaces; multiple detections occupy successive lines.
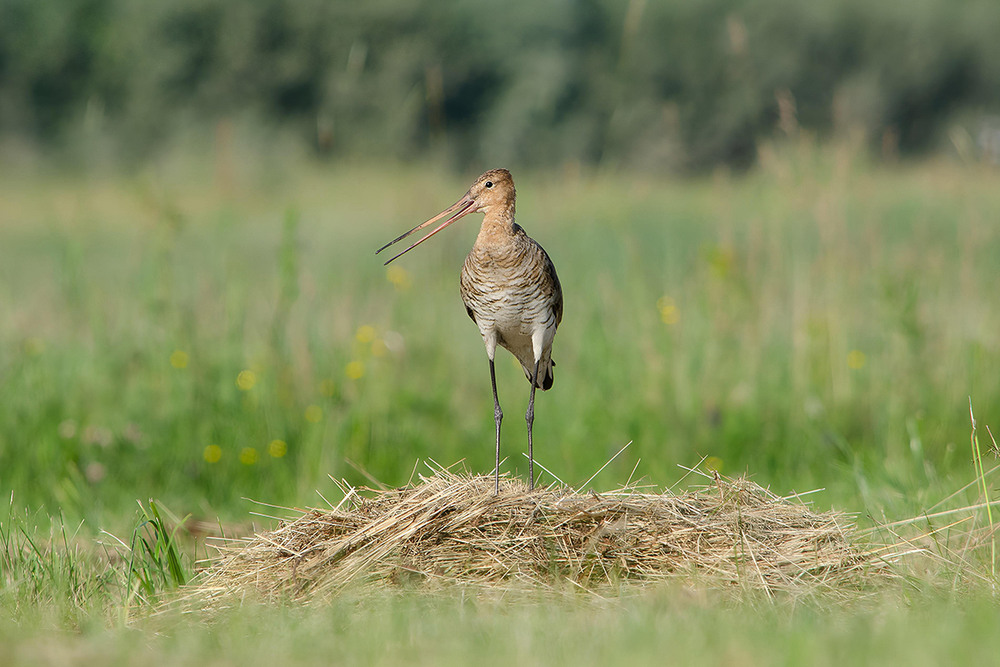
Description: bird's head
xmin=466 ymin=168 xmax=515 ymax=216
xmin=376 ymin=168 xmax=515 ymax=265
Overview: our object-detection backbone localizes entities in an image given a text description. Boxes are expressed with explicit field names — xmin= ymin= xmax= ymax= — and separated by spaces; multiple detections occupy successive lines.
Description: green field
xmin=3 ymin=141 xmax=1000 ymax=664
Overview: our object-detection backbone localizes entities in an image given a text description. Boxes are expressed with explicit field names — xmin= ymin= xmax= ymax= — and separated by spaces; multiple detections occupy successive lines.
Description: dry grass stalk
xmin=189 ymin=466 xmax=888 ymax=604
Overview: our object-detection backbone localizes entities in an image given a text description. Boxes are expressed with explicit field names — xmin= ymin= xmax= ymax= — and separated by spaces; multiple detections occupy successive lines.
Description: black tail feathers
xmin=525 ymin=358 xmax=555 ymax=390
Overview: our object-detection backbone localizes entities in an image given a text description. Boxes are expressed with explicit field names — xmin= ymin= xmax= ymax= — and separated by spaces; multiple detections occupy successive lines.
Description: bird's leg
xmin=490 ymin=357 xmax=502 ymax=496
xmin=526 ymin=359 xmax=540 ymax=490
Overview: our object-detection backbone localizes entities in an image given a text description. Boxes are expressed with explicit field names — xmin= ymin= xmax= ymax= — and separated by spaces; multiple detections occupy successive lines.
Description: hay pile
xmin=194 ymin=468 xmax=884 ymax=602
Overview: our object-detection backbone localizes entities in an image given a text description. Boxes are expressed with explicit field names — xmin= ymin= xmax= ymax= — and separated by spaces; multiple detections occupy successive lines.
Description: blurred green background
xmin=4 ymin=0 xmax=1000 ymax=170
xmin=2 ymin=0 xmax=1000 ymax=528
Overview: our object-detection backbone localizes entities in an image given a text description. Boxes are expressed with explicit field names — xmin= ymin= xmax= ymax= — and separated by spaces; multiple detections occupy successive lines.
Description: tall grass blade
xmin=969 ymin=398 xmax=996 ymax=583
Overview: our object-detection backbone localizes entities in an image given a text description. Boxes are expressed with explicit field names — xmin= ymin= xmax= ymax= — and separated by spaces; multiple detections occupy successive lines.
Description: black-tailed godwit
xmin=377 ymin=169 xmax=563 ymax=493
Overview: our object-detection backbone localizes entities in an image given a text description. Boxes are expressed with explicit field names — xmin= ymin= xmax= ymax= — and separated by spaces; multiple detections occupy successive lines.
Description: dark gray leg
xmin=490 ymin=358 xmax=502 ymax=495
xmin=526 ymin=359 xmax=540 ymax=490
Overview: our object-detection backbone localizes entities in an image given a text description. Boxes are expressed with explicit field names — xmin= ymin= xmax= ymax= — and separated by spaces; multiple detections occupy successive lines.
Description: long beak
xmin=376 ymin=195 xmax=478 ymax=265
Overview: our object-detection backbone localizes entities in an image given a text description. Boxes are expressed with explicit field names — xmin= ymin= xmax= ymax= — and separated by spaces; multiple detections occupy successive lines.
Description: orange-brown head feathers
xmin=377 ymin=168 xmax=516 ymax=264
xmin=467 ymin=168 xmax=515 ymax=219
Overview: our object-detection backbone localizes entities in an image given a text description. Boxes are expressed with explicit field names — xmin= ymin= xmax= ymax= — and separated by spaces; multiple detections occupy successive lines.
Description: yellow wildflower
xmin=657 ymin=296 xmax=680 ymax=325
xmin=203 ymin=445 xmax=222 ymax=463
xmin=236 ymin=369 xmax=257 ymax=390
xmin=386 ymin=265 xmax=412 ymax=291
xmin=304 ymin=405 xmax=323 ymax=423
xmin=345 ymin=360 xmax=365 ymax=380
xmin=356 ymin=325 xmax=376 ymax=344
xmin=704 ymin=456 xmax=723 ymax=472
xmin=268 ymin=439 xmax=288 ymax=458
xmin=170 ymin=350 xmax=189 ymax=369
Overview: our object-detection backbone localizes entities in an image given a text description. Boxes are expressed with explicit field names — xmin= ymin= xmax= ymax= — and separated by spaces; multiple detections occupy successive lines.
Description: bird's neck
xmin=475 ymin=203 xmax=517 ymax=248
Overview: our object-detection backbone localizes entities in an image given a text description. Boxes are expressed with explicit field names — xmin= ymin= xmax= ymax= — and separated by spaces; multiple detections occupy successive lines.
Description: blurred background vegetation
xmin=2 ymin=0 xmax=1000 ymax=528
xmin=3 ymin=0 xmax=1000 ymax=172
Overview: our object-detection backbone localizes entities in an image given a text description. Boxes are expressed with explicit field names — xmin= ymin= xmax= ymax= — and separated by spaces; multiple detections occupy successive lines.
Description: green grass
xmin=3 ymin=143 xmax=1000 ymax=521
xmin=3 ymin=573 xmax=1000 ymax=666
xmin=2 ymin=140 xmax=1000 ymax=663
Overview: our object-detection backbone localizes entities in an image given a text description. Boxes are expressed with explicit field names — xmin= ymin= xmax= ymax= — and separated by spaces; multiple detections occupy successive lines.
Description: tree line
xmin=2 ymin=0 xmax=998 ymax=169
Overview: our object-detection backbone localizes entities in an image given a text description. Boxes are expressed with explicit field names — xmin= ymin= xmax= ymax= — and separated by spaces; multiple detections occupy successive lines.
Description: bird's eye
xmin=485 ymin=181 xmax=493 ymax=188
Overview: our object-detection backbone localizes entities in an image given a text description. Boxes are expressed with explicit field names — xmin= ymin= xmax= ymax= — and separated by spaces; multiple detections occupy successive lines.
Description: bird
xmin=376 ymin=169 xmax=563 ymax=494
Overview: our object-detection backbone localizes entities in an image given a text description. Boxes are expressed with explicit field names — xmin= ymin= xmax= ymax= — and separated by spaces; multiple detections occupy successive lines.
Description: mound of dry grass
xmin=191 ymin=466 xmax=891 ymax=604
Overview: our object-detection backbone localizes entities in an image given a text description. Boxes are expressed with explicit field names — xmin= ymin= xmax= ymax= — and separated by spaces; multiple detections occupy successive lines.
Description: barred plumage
xmin=460 ymin=228 xmax=562 ymax=390
xmin=377 ymin=169 xmax=562 ymax=494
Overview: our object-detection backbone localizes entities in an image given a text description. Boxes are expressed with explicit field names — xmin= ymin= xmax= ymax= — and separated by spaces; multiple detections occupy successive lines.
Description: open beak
xmin=376 ymin=195 xmax=478 ymax=265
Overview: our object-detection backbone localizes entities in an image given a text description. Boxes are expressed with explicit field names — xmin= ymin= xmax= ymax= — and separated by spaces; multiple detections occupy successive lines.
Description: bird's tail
xmin=522 ymin=357 xmax=555 ymax=390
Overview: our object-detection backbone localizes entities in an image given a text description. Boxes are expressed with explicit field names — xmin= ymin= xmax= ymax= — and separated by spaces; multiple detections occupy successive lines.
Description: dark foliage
xmin=1 ymin=0 xmax=998 ymax=169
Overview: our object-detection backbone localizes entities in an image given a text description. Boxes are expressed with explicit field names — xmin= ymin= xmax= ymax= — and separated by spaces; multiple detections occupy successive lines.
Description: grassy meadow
xmin=3 ymin=139 xmax=1000 ymax=663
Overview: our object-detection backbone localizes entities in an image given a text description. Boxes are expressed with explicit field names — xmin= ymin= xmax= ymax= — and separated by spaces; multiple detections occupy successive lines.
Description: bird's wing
xmin=540 ymin=245 xmax=563 ymax=329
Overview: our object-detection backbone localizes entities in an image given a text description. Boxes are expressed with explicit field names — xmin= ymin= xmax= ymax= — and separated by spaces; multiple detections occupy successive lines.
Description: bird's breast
xmin=460 ymin=240 xmax=559 ymax=334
